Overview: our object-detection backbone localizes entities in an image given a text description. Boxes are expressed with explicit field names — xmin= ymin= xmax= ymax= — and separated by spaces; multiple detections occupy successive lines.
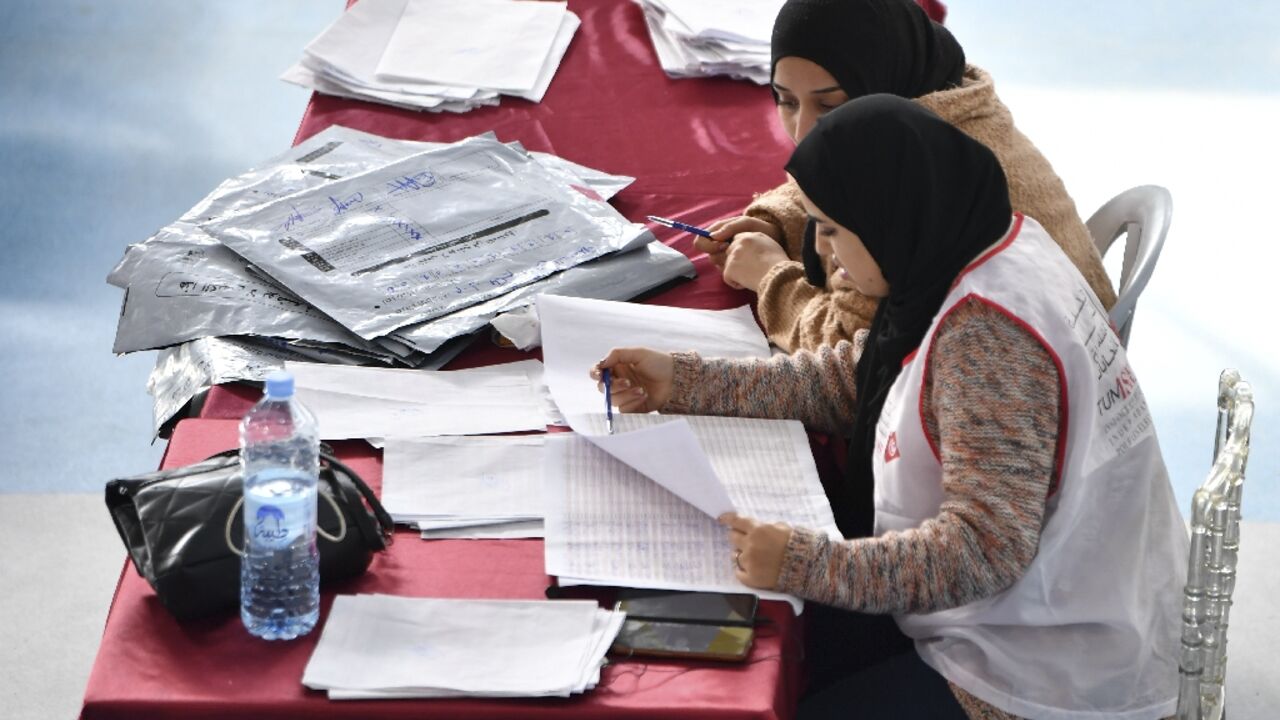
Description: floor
xmin=0 ymin=1 xmax=1276 ymax=718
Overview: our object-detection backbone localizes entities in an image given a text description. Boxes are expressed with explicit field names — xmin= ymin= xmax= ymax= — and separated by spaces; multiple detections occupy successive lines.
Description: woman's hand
xmin=723 ymin=232 xmax=791 ymax=292
xmin=719 ymin=512 xmax=793 ymax=590
xmin=694 ymin=216 xmax=783 ymax=275
xmin=590 ymin=347 xmax=675 ymax=413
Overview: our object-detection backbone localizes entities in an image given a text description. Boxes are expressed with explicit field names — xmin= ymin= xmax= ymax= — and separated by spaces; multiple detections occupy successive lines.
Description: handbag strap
xmin=321 ymin=451 xmax=395 ymax=549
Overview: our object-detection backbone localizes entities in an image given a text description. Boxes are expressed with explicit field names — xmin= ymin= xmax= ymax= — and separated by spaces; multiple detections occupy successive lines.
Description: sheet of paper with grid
xmin=544 ymin=414 xmax=839 ymax=611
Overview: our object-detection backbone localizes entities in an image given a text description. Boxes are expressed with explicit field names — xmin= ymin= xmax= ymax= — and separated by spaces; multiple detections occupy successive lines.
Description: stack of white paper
xmin=286 ymin=359 xmax=554 ymax=440
xmin=304 ymin=595 xmax=625 ymax=699
xmin=283 ymin=0 xmax=580 ymax=112
xmin=382 ymin=435 xmax=548 ymax=539
xmin=635 ymin=0 xmax=784 ymax=84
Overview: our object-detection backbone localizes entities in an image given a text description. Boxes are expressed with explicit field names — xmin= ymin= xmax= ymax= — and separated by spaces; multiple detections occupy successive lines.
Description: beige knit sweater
xmin=747 ymin=65 xmax=1117 ymax=352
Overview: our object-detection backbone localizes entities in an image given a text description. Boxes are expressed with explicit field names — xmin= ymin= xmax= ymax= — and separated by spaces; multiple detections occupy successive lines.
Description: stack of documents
xmin=107 ymin=125 xmax=694 ymax=435
xmin=635 ymin=0 xmax=783 ymax=84
xmin=283 ymin=0 xmax=580 ymax=111
xmin=383 ymin=435 xmax=548 ymax=538
xmin=303 ymin=595 xmax=625 ymax=699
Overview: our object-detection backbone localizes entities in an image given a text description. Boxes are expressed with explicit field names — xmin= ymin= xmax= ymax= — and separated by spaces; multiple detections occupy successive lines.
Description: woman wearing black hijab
xmin=595 ymin=96 xmax=1186 ymax=718
xmin=695 ymin=0 xmax=1116 ymax=382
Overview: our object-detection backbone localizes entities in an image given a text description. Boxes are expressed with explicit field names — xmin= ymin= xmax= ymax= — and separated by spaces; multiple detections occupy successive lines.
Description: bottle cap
xmin=264 ymin=370 xmax=294 ymax=398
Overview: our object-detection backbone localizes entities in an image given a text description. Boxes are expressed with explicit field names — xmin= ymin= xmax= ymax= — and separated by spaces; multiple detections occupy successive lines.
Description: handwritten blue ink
xmin=386 ymin=171 xmax=437 ymax=194
xmin=392 ymin=219 xmax=423 ymax=241
xmin=329 ymin=192 xmax=364 ymax=215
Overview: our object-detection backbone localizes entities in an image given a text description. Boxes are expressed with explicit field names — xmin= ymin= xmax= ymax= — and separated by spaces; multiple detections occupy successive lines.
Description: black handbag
xmin=106 ymin=447 xmax=394 ymax=621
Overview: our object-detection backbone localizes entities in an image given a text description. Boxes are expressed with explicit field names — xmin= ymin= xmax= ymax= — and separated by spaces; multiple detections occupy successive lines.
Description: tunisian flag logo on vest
xmin=884 ymin=432 xmax=901 ymax=463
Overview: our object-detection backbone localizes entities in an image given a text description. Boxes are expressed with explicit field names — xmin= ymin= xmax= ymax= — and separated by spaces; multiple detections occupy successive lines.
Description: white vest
xmin=872 ymin=215 xmax=1188 ymax=719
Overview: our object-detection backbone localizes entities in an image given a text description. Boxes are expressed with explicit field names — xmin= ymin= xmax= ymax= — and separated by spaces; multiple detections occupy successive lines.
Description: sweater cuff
xmin=756 ymin=261 xmax=810 ymax=346
xmin=774 ymin=525 xmax=825 ymax=595
xmin=663 ymin=351 xmax=703 ymax=414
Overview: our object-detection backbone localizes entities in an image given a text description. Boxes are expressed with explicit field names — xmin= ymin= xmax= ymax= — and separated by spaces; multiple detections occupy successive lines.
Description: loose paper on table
xmin=382 ymin=435 xmax=546 ymax=527
xmin=287 ymin=359 xmax=551 ymax=439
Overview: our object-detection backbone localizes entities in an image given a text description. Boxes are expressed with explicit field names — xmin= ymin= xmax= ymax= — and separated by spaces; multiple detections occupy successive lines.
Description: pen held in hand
xmin=647 ymin=215 xmax=715 ymax=239
xmin=603 ymin=368 xmax=615 ymax=434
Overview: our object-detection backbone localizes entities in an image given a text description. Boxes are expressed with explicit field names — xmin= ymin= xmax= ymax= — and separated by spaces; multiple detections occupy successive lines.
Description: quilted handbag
xmin=106 ymin=448 xmax=393 ymax=621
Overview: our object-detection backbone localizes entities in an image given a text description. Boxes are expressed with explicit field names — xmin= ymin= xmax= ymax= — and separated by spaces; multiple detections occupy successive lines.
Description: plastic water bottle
xmin=239 ymin=370 xmax=321 ymax=640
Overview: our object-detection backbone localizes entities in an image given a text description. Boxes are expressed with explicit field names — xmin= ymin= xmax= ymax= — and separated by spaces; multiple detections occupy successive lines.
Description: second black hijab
xmin=785 ymin=95 xmax=1013 ymax=538
xmin=770 ymin=0 xmax=966 ymax=104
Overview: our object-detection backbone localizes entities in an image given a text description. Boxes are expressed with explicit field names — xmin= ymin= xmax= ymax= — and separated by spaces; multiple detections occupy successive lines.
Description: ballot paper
xmin=381 ymin=435 xmax=546 ymax=528
xmin=536 ymin=294 xmax=771 ymax=417
xmin=377 ymin=0 xmax=567 ymax=94
xmin=635 ymin=0 xmax=778 ymax=84
xmin=203 ymin=136 xmax=652 ymax=340
xmin=544 ymin=415 xmax=839 ymax=610
xmin=287 ymin=0 xmax=580 ymax=110
xmin=303 ymin=594 xmax=625 ymax=698
xmin=287 ymin=359 xmax=552 ymax=439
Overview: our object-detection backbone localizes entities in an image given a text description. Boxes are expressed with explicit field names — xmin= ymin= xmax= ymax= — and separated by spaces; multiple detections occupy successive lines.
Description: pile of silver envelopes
xmin=108 ymin=126 xmax=694 ymax=435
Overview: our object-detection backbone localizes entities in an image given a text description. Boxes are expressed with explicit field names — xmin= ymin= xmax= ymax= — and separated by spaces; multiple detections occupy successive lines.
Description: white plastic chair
xmin=1176 ymin=370 xmax=1253 ymax=720
xmin=1086 ymin=185 xmax=1173 ymax=346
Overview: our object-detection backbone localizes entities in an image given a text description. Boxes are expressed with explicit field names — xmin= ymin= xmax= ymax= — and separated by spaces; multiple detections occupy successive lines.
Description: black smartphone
xmin=615 ymin=589 xmax=758 ymax=626
xmin=611 ymin=591 xmax=758 ymax=662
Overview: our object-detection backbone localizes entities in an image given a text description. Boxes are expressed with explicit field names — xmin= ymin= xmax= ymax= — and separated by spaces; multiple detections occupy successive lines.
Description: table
xmin=82 ymin=1 xmax=814 ymax=718
xmin=81 ymin=419 xmax=804 ymax=719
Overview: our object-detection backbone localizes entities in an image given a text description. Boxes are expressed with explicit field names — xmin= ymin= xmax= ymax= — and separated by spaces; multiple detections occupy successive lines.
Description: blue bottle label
xmin=245 ymin=488 xmax=314 ymax=550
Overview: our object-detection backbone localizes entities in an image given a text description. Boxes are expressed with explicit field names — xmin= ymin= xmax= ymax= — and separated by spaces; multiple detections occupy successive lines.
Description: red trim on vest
xmin=915 ymin=291 xmax=1069 ymax=498
xmin=902 ymin=349 xmax=919 ymax=368
xmin=950 ymin=214 xmax=1024 ymax=292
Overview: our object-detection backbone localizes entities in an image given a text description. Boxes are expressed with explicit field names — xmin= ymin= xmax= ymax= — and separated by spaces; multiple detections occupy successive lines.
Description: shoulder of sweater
xmin=915 ymin=64 xmax=1012 ymax=132
xmin=748 ymin=177 xmax=803 ymax=207
xmin=930 ymin=296 xmax=1054 ymax=371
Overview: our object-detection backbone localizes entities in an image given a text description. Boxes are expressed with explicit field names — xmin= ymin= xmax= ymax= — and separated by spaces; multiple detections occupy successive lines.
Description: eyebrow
xmin=772 ymin=83 xmax=844 ymax=95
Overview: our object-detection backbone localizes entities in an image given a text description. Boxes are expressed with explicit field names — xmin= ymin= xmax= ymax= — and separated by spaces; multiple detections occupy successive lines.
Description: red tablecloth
xmin=81 ymin=419 xmax=803 ymax=720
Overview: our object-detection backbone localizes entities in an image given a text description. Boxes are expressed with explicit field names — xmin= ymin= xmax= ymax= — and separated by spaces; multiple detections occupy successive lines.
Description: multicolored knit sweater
xmin=744 ymin=65 xmax=1117 ymax=353
xmin=665 ymin=298 xmax=1060 ymax=719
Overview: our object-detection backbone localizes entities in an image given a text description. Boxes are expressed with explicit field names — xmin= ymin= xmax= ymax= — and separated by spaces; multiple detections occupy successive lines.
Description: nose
xmin=794 ymin=106 xmax=819 ymax=142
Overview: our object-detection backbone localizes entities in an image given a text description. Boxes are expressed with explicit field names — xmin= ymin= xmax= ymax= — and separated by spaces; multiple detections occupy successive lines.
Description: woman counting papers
xmin=593 ymin=96 xmax=1187 ymax=719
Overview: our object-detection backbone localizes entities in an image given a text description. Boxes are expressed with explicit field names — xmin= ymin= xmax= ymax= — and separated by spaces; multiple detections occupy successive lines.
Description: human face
xmin=796 ymin=185 xmax=890 ymax=298
xmin=773 ymin=57 xmax=849 ymax=144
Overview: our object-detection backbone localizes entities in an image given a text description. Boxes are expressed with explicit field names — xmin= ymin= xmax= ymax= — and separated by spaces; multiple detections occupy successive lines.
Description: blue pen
xmin=647 ymin=215 xmax=715 ymax=239
xmin=602 ymin=368 xmax=615 ymax=434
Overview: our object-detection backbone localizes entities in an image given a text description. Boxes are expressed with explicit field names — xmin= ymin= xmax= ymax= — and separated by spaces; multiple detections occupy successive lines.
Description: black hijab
xmin=770 ymin=0 xmax=967 ymax=287
xmin=770 ymin=0 xmax=966 ymax=104
xmin=785 ymin=95 xmax=1013 ymax=538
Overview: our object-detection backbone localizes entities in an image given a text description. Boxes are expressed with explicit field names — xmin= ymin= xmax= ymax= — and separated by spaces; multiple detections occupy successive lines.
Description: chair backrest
xmin=1086 ymin=185 xmax=1173 ymax=346
xmin=1176 ymin=370 xmax=1254 ymax=720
